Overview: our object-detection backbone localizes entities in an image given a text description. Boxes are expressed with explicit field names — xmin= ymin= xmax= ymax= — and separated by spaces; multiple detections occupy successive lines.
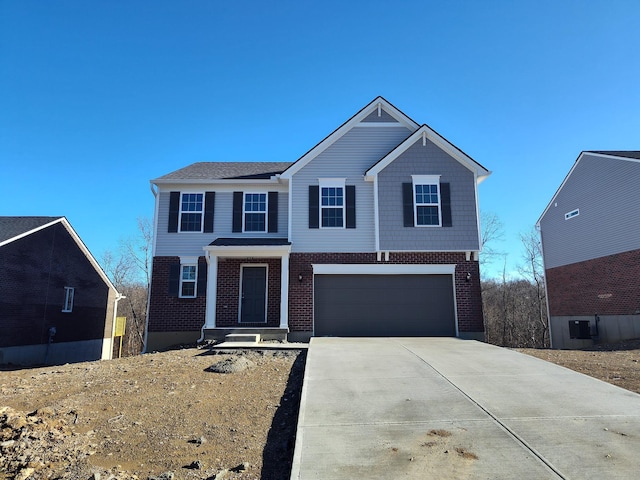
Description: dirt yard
xmin=2 ymin=338 xmax=640 ymax=480
xmin=1 ymin=346 xmax=306 ymax=480
xmin=517 ymin=338 xmax=640 ymax=395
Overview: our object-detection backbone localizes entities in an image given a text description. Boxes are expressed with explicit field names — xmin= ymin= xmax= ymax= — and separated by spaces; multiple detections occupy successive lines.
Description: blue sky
xmin=2 ymin=0 xmax=639 ymax=279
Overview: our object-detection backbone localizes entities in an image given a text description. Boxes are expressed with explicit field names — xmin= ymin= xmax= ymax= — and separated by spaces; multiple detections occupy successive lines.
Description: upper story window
xmin=308 ymin=181 xmax=355 ymax=230
xmin=180 ymin=263 xmax=197 ymax=298
xmin=412 ymin=175 xmax=441 ymax=227
xmin=244 ymin=193 xmax=267 ymax=232
xmin=180 ymin=193 xmax=204 ymax=232
xmin=320 ymin=179 xmax=345 ymax=228
xmin=62 ymin=286 xmax=74 ymax=312
xmin=232 ymin=191 xmax=278 ymax=234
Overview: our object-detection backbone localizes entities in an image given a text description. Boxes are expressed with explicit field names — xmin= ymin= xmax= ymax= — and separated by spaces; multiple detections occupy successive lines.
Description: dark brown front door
xmin=240 ymin=266 xmax=267 ymax=323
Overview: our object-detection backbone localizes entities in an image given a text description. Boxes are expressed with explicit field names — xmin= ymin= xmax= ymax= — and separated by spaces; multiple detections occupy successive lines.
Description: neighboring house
xmin=0 ymin=216 xmax=122 ymax=365
xmin=538 ymin=151 xmax=640 ymax=349
xmin=145 ymin=97 xmax=491 ymax=351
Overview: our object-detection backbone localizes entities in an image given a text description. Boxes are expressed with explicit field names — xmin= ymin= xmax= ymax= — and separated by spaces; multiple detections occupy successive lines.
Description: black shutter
xmin=268 ymin=191 xmax=278 ymax=233
xmin=204 ymin=192 xmax=215 ymax=233
xmin=168 ymin=192 xmax=180 ymax=233
xmin=402 ymin=183 xmax=414 ymax=227
xmin=232 ymin=192 xmax=243 ymax=232
xmin=197 ymin=260 xmax=207 ymax=297
xmin=309 ymin=186 xmax=319 ymax=229
xmin=168 ymin=264 xmax=180 ymax=296
xmin=441 ymin=182 xmax=452 ymax=227
xmin=345 ymin=185 xmax=356 ymax=229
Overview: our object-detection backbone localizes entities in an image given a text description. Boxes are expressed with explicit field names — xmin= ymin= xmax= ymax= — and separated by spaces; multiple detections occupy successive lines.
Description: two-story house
xmin=538 ymin=151 xmax=640 ymax=349
xmin=145 ymin=97 xmax=490 ymax=351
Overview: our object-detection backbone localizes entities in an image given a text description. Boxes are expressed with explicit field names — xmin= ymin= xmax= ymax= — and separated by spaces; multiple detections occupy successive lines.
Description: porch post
xmin=280 ymin=253 xmax=289 ymax=329
xmin=205 ymin=254 xmax=218 ymax=328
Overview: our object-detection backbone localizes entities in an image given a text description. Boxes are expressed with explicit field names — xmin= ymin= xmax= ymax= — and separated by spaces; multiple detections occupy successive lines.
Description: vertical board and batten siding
xmin=377 ymin=140 xmax=480 ymax=251
xmin=290 ymin=125 xmax=413 ymax=252
xmin=539 ymin=154 xmax=640 ymax=269
xmin=154 ymin=187 xmax=289 ymax=257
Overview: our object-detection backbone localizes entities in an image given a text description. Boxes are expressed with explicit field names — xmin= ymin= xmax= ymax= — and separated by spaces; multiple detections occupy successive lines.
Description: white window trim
xmin=319 ymin=178 xmax=346 ymax=229
xmin=179 ymin=256 xmax=198 ymax=298
xmin=179 ymin=192 xmax=205 ymax=233
xmin=565 ymin=208 xmax=579 ymax=220
xmin=62 ymin=286 xmax=74 ymax=312
xmin=242 ymin=192 xmax=268 ymax=233
xmin=412 ymin=174 xmax=442 ymax=227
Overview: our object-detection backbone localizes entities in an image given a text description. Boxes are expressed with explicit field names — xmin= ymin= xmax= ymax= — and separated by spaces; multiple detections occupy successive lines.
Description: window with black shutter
xmin=403 ymin=177 xmax=452 ymax=228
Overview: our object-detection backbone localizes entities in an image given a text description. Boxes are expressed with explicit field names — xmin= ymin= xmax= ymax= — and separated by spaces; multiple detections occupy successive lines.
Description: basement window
xmin=565 ymin=209 xmax=579 ymax=220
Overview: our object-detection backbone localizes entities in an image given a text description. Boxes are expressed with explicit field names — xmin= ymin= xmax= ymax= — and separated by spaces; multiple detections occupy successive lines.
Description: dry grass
xmin=517 ymin=338 xmax=640 ymax=394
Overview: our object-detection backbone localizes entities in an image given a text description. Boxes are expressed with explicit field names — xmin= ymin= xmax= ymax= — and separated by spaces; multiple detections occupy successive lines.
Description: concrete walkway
xmin=290 ymin=338 xmax=640 ymax=479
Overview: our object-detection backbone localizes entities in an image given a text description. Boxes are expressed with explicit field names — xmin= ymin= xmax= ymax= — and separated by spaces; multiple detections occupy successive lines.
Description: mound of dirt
xmin=0 ymin=347 xmax=306 ymax=480
xmin=206 ymin=357 xmax=256 ymax=374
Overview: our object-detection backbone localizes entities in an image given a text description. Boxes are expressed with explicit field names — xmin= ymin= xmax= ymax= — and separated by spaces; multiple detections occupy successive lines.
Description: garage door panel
xmin=314 ymin=274 xmax=455 ymax=337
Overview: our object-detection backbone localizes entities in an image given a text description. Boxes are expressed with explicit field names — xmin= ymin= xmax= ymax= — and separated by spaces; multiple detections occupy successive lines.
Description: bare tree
xmin=518 ymin=228 xmax=549 ymax=347
xmin=102 ymin=216 xmax=152 ymax=356
xmin=479 ymin=211 xmax=505 ymax=273
xmin=481 ymin=229 xmax=550 ymax=348
xmin=123 ymin=216 xmax=153 ymax=289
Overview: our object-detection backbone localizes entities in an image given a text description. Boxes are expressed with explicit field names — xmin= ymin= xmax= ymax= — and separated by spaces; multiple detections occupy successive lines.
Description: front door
xmin=240 ymin=266 xmax=267 ymax=323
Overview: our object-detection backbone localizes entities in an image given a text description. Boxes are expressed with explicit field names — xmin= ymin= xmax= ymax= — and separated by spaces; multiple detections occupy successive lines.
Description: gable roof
xmin=153 ymin=162 xmax=293 ymax=184
xmin=0 ymin=216 xmax=118 ymax=294
xmin=586 ymin=150 xmax=640 ymax=160
xmin=0 ymin=216 xmax=63 ymax=245
xmin=537 ymin=150 xmax=640 ymax=226
xmin=279 ymin=96 xmax=420 ymax=179
xmin=365 ymin=124 xmax=491 ymax=182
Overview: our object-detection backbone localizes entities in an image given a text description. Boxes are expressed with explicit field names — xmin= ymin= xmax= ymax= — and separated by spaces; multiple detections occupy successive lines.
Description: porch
xmin=202 ymin=238 xmax=292 ymax=339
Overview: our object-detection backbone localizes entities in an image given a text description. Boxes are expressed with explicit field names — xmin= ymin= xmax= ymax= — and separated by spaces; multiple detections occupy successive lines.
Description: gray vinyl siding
xmin=155 ymin=187 xmax=289 ymax=257
xmin=378 ymin=139 xmax=480 ymax=251
xmin=539 ymin=154 xmax=640 ymax=269
xmin=291 ymin=125 xmax=413 ymax=252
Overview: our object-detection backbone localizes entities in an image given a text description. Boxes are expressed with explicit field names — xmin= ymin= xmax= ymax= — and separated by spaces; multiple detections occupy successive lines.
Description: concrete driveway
xmin=290 ymin=338 xmax=640 ymax=479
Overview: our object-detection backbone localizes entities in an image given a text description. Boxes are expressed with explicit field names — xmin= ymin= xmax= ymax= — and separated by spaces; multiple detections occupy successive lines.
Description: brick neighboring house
xmin=145 ymin=97 xmax=491 ymax=351
xmin=0 ymin=216 xmax=122 ymax=365
xmin=537 ymin=151 xmax=640 ymax=349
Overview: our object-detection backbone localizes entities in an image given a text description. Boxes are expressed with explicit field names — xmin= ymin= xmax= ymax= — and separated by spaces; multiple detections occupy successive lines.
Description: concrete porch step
xmin=225 ymin=333 xmax=261 ymax=343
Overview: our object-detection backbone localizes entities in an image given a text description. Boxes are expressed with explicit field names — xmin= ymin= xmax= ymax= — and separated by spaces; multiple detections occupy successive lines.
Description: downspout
xmin=141 ymin=182 xmax=159 ymax=354
xmin=197 ymin=250 xmax=210 ymax=343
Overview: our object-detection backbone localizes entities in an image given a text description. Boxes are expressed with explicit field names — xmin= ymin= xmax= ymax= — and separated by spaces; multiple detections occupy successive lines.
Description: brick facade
xmin=148 ymin=251 xmax=484 ymax=337
xmin=147 ymin=256 xmax=207 ymax=333
xmin=215 ymin=258 xmax=281 ymax=327
xmin=288 ymin=252 xmax=483 ymax=333
xmin=546 ymin=248 xmax=640 ymax=316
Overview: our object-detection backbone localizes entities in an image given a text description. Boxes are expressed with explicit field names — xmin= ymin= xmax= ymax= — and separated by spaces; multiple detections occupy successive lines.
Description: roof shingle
xmin=0 ymin=216 xmax=63 ymax=244
xmin=209 ymin=238 xmax=291 ymax=247
xmin=155 ymin=162 xmax=294 ymax=181
xmin=587 ymin=151 xmax=640 ymax=160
